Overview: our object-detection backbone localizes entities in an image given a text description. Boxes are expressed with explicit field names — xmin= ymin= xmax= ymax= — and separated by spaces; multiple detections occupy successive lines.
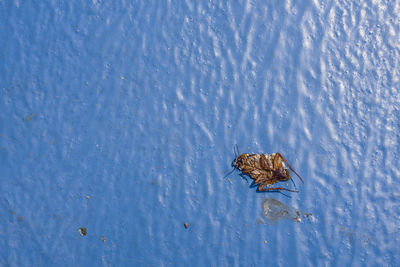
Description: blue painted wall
xmin=1 ymin=1 xmax=399 ymax=266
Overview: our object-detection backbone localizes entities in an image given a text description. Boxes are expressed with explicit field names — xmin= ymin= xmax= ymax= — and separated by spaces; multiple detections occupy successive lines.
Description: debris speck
xmin=78 ymin=227 xmax=87 ymax=236
xmin=101 ymin=236 xmax=107 ymax=242
xmin=296 ymin=211 xmax=302 ymax=222
xmin=24 ymin=113 xmax=37 ymax=122
xmin=184 ymin=222 xmax=189 ymax=229
xmin=17 ymin=216 xmax=24 ymax=221
xmin=304 ymin=213 xmax=313 ymax=219
xmin=86 ymin=196 xmax=90 ymax=200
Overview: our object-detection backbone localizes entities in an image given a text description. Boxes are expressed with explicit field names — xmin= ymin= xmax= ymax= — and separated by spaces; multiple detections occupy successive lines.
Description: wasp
xmin=229 ymin=145 xmax=304 ymax=192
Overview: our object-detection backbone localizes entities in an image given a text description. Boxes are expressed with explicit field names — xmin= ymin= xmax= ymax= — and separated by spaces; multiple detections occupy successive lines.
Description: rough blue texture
xmin=1 ymin=0 xmax=400 ymax=266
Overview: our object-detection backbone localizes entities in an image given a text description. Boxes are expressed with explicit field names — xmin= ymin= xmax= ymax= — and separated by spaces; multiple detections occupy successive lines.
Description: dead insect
xmin=229 ymin=145 xmax=304 ymax=192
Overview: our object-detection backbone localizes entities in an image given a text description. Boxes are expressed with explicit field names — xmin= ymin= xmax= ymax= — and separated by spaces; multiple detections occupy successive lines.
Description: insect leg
xmin=290 ymin=178 xmax=297 ymax=190
xmin=275 ymin=153 xmax=304 ymax=184
xmin=258 ymin=184 xmax=299 ymax=193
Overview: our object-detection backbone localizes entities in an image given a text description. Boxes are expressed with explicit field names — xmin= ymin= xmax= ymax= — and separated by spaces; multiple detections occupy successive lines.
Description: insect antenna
xmin=235 ymin=144 xmax=240 ymax=157
xmin=224 ymin=167 xmax=236 ymax=178
xmin=224 ymin=145 xmax=240 ymax=178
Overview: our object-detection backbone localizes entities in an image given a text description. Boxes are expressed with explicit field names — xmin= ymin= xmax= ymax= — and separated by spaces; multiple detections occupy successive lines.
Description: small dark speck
xmin=184 ymin=222 xmax=189 ymax=229
xmin=78 ymin=227 xmax=87 ymax=236
xmin=24 ymin=113 xmax=37 ymax=122
xmin=304 ymin=213 xmax=313 ymax=218
xmin=101 ymin=236 xmax=106 ymax=242
xmin=17 ymin=216 xmax=24 ymax=221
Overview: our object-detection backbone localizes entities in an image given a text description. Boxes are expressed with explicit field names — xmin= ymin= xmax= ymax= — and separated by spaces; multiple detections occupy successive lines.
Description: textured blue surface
xmin=1 ymin=1 xmax=400 ymax=266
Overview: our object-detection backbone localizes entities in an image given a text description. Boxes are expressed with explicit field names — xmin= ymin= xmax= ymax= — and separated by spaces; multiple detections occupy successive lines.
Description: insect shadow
xmin=261 ymin=198 xmax=302 ymax=223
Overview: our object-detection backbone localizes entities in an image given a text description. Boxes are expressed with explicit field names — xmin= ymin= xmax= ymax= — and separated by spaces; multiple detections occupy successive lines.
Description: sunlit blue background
xmin=1 ymin=1 xmax=400 ymax=266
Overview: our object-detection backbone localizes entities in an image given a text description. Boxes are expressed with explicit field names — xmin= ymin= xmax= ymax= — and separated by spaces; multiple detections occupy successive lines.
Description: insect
xmin=229 ymin=145 xmax=304 ymax=192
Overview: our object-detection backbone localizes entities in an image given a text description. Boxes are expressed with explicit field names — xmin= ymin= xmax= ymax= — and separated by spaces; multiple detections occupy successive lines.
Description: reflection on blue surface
xmin=1 ymin=1 xmax=400 ymax=266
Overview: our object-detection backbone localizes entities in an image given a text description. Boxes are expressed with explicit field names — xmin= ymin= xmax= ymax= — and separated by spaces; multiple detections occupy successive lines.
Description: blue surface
xmin=1 ymin=1 xmax=400 ymax=266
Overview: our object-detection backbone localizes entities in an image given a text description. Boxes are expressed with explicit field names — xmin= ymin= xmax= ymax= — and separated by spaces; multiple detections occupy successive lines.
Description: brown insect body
xmin=233 ymin=152 xmax=304 ymax=192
